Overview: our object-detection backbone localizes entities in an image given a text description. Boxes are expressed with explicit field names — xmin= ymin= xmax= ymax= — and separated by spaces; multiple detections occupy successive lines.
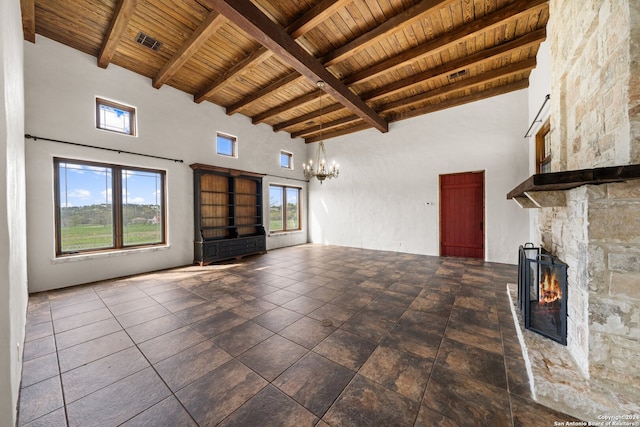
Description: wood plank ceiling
xmin=21 ymin=0 xmax=549 ymax=143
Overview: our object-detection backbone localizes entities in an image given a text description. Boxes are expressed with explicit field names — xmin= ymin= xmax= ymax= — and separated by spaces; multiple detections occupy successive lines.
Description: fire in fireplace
xmin=518 ymin=245 xmax=568 ymax=345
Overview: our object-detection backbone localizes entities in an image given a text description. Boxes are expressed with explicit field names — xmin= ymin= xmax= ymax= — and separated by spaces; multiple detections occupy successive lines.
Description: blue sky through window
xmin=217 ymin=134 xmax=236 ymax=157
xmin=99 ymin=104 xmax=131 ymax=134
xmin=59 ymin=162 xmax=160 ymax=208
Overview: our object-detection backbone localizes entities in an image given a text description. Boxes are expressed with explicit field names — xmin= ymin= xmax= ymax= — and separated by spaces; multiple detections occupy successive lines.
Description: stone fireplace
xmin=508 ymin=0 xmax=640 ymax=421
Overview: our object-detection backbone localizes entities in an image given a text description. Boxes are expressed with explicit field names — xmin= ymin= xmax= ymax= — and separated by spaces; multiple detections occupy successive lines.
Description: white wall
xmin=24 ymin=36 xmax=308 ymax=292
xmin=526 ymin=41 xmax=551 ymax=244
xmin=308 ymin=90 xmax=531 ymax=264
xmin=0 ymin=0 xmax=29 ymax=425
xmin=527 ymin=40 xmax=551 ymax=175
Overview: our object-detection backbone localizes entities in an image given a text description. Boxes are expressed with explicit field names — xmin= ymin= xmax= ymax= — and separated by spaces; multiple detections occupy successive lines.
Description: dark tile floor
xmin=18 ymin=244 xmax=580 ymax=426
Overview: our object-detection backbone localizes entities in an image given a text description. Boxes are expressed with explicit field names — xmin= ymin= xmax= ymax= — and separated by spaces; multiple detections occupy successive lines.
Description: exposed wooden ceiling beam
xmin=304 ymin=78 xmax=530 ymax=143
xmin=194 ymin=45 xmax=269 ymax=103
xmin=20 ymin=0 xmax=36 ymax=43
xmin=97 ymin=0 xmax=139 ymax=69
xmin=305 ymin=123 xmax=372 ymax=143
xmin=202 ymin=0 xmax=350 ymax=110
xmin=321 ymin=0 xmax=454 ymax=67
xmin=273 ymin=103 xmax=345 ymax=132
xmin=272 ymin=28 xmax=545 ymax=133
xmin=202 ymin=0 xmax=388 ymax=133
xmin=154 ymin=12 xmax=227 ymax=89
xmin=378 ymin=59 xmax=537 ymax=113
xmin=343 ymin=0 xmax=548 ymax=86
xmin=387 ymin=79 xmax=530 ymax=122
xmin=292 ymin=115 xmax=362 ymax=138
xmin=287 ymin=0 xmax=346 ymax=39
xmin=228 ymin=0 xmax=442 ymax=116
xmin=363 ymin=28 xmax=546 ymax=103
xmin=242 ymin=0 xmax=546 ymax=125
xmin=300 ymin=58 xmax=536 ymax=139
xmin=225 ymin=73 xmax=303 ymax=114
xmin=252 ymin=90 xmax=330 ymax=124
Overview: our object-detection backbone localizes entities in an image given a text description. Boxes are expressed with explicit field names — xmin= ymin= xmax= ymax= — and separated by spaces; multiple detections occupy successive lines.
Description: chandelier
xmin=302 ymin=81 xmax=339 ymax=184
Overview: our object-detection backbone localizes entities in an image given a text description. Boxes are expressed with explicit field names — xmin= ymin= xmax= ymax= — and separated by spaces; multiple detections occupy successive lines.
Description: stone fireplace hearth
xmin=507 ymin=282 xmax=639 ymax=421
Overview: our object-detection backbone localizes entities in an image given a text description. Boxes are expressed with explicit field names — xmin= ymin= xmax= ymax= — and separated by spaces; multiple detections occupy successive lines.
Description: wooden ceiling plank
xmin=305 ymin=122 xmax=372 ymax=143
xmin=273 ymin=103 xmax=346 ymax=132
xmin=232 ymin=0 xmax=449 ymax=118
xmin=321 ymin=0 xmax=454 ymax=67
xmin=97 ymin=0 xmax=139 ymax=69
xmin=291 ymin=115 xmax=361 ymax=138
xmin=252 ymin=90 xmax=328 ymax=124
xmin=153 ymin=11 xmax=227 ymax=89
xmin=343 ymin=0 xmax=548 ymax=86
xmin=260 ymin=28 xmax=546 ymax=124
xmin=287 ymin=0 xmax=347 ymax=39
xmin=197 ymin=0 xmax=344 ymax=107
xmin=363 ymin=27 xmax=545 ymax=103
xmin=21 ymin=0 xmax=36 ymax=43
xmin=226 ymin=73 xmax=304 ymax=114
xmin=387 ymin=79 xmax=530 ymax=122
xmin=203 ymin=0 xmax=388 ymax=133
xmin=194 ymin=46 xmax=270 ymax=102
xmin=295 ymin=58 xmax=536 ymax=139
xmin=301 ymin=75 xmax=531 ymax=142
xmin=273 ymin=20 xmax=544 ymax=131
xmin=236 ymin=0 xmax=547 ymax=129
xmin=378 ymin=57 xmax=537 ymax=113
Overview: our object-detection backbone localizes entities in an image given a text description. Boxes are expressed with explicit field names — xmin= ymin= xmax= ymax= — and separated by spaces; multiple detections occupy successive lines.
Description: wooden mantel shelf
xmin=507 ymin=164 xmax=640 ymax=208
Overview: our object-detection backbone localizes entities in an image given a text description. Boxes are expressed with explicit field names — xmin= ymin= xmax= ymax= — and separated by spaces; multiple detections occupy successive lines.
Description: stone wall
xmin=533 ymin=0 xmax=640 ymax=405
xmin=587 ymin=182 xmax=640 ymax=397
xmin=549 ymin=0 xmax=638 ymax=171
xmin=537 ymin=187 xmax=590 ymax=374
xmin=537 ymin=181 xmax=640 ymax=402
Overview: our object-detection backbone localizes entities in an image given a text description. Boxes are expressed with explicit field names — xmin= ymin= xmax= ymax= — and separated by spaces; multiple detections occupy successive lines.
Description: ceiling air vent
xmin=448 ymin=69 xmax=467 ymax=79
xmin=134 ymin=32 xmax=162 ymax=51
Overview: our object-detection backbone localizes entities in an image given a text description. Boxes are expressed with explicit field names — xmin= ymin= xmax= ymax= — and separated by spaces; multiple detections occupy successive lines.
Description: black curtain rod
xmin=25 ymin=134 xmax=184 ymax=163
xmin=266 ymin=173 xmax=308 ymax=183
xmin=524 ymin=94 xmax=551 ymax=138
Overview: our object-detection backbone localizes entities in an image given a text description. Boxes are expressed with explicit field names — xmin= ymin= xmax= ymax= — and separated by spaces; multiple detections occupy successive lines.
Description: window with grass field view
xmin=269 ymin=185 xmax=300 ymax=232
xmin=55 ymin=158 xmax=165 ymax=255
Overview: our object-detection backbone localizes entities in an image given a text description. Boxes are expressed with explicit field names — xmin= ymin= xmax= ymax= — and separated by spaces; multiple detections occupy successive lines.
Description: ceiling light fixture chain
xmin=303 ymin=81 xmax=340 ymax=184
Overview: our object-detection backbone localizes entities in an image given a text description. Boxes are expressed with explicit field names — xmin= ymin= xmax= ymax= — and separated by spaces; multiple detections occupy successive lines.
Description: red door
xmin=440 ymin=171 xmax=484 ymax=258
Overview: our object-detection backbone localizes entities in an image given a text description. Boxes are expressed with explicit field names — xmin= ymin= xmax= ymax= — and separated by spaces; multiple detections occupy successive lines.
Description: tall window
xmin=217 ymin=133 xmax=237 ymax=158
xmin=269 ymin=185 xmax=301 ymax=232
xmin=96 ymin=97 xmax=136 ymax=136
xmin=536 ymin=118 xmax=551 ymax=173
xmin=55 ymin=158 xmax=165 ymax=255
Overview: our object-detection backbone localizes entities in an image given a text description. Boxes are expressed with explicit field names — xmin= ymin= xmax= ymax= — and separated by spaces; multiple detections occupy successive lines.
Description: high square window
xmin=96 ymin=97 xmax=136 ymax=136
xmin=280 ymin=151 xmax=293 ymax=169
xmin=217 ymin=133 xmax=237 ymax=158
xmin=269 ymin=185 xmax=301 ymax=232
xmin=54 ymin=158 xmax=165 ymax=255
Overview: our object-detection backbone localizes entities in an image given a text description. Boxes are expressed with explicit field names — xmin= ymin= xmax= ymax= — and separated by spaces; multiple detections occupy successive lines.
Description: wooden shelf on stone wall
xmin=507 ymin=164 xmax=640 ymax=208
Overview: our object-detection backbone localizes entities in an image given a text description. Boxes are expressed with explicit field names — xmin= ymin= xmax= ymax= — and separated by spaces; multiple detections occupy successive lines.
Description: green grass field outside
xmin=60 ymin=223 xmax=162 ymax=252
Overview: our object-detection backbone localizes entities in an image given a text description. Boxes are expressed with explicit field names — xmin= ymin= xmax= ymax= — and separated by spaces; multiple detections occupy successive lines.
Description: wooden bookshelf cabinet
xmin=191 ymin=163 xmax=266 ymax=265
